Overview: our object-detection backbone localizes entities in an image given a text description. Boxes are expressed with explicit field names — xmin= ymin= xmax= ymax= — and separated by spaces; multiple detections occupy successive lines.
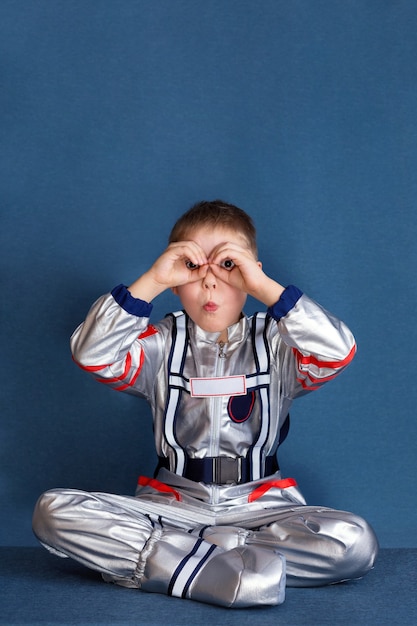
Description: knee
xmin=32 ymin=489 xmax=69 ymax=548
xmin=281 ymin=508 xmax=379 ymax=587
xmin=333 ymin=513 xmax=379 ymax=581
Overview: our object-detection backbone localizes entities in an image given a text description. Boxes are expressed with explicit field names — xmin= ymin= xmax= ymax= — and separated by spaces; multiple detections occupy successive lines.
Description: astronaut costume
xmin=33 ymin=284 xmax=378 ymax=608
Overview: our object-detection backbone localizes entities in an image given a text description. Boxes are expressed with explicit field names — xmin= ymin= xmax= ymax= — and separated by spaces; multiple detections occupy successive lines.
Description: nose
xmin=203 ymin=267 xmax=217 ymax=289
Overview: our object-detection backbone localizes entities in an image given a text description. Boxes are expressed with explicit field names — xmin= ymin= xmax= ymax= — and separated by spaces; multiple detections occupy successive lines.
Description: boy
xmin=33 ymin=200 xmax=378 ymax=608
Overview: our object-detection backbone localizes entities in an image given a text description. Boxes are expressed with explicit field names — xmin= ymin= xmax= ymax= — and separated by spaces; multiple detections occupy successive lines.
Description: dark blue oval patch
xmin=228 ymin=391 xmax=255 ymax=423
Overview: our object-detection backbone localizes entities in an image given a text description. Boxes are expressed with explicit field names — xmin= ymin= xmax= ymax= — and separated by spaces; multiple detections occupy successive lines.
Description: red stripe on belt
xmin=137 ymin=476 xmax=182 ymax=501
xmin=248 ymin=478 xmax=298 ymax=503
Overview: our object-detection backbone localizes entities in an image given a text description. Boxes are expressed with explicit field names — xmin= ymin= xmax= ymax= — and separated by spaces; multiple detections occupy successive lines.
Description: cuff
xmin=111 ymin=284 xmax=153 ymax=318
xmin=267 ymin=285 xmax=303 ymax=321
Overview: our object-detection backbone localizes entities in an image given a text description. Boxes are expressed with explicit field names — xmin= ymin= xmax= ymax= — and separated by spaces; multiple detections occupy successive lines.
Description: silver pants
xmin=32 ymin=471 xmax=378 ymax=608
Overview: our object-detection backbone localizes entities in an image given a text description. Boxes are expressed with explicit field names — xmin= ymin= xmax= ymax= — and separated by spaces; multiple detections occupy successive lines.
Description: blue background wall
xmin=1 ymin=0 xmax=416 ymax=548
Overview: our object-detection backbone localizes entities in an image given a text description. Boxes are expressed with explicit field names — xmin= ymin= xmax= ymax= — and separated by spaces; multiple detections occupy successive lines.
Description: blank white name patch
xmin=190 ymin=375 xmax=247 ymax=397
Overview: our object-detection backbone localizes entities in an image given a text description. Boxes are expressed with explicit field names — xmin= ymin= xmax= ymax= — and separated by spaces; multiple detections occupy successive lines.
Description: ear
xmin=257 ymin=260 xmax=262 ymax=269
xmin=171 ymin=286 xmax=179 ymax=296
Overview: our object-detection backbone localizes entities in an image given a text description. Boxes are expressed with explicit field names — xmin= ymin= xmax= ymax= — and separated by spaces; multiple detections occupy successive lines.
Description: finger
xmin=168 ymin=241 xmax=208 ymax=267
xmin=209 ymin=241 xmax=253 ymax=266
xmin=209 ymin=262 xmax=245 ymax=289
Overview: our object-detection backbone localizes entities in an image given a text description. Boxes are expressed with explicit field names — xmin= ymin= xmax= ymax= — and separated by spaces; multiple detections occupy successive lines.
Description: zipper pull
xmin=218 ymin=341 xmax=227 ymax=358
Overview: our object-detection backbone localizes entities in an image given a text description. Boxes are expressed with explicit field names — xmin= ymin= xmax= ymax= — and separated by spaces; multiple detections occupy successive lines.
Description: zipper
xmin=209 ymin=341 xmax=227 ymax=504
xmin=209 ymin=342 xmax=227 ymax=458
xmin=218 ymin=341 xmax=227 ymax=358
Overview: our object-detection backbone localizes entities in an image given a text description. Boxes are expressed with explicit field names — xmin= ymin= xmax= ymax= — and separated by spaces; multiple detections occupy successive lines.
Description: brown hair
xmin=169 ymin=200 xmax=257 ymax=255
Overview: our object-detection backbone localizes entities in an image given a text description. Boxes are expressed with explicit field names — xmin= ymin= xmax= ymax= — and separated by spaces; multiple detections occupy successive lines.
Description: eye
xmin=220 ymin=259 xmax=235 ymax=271
xmin=185 ymin=260 xmax=200 ymax=270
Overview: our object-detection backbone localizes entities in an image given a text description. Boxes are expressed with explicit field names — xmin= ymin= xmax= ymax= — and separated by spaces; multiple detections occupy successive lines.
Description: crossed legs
xmin=33 ymin=488 xmax=378 ymax=606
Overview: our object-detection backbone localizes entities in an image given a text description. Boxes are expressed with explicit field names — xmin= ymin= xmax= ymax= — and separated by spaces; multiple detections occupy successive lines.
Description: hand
xmin=128 ymin=241 xmax=209 ymax=301
xmin=149 ymin=241 xmax=210 ymax=288
xmin=208 ymin=242 xmax=285 ymax=306
xmin=208 ymin=241 xmax=262 ymax=293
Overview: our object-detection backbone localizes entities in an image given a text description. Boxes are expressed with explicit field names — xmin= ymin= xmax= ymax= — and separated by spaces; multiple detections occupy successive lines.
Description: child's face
xmin=172 ymin=226 xmax=253 ymax=338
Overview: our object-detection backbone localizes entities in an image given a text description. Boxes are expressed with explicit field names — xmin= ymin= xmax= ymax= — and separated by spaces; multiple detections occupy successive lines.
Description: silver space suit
xmin=33 ymin=284 xmax=378 ymax=608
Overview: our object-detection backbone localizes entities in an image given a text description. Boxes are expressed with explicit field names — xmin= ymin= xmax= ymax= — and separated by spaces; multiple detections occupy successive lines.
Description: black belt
xmin=156 ymin=455 xmax=279 ymax=485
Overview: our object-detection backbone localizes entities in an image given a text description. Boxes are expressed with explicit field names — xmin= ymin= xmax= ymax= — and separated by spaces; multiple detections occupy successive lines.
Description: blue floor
xmin=1 ymin=548 xmax=416 ymax=625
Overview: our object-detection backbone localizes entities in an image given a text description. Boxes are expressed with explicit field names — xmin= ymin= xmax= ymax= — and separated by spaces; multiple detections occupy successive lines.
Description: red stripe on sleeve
xmin=111 ymin=349 xmax=145 ymax=391
xmin=98 ymin=352 xmax=132 ymax=384
xmin=72 ymin=357 xmax=109 ymax=372
xmin=293 ymin=344 xmax=356 ymax=372
xmin=138 ymin=324 xmax=158 ymax=339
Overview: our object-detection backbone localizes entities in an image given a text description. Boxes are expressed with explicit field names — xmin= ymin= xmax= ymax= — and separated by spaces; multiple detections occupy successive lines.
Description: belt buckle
xmin=213 ymin=456 xmax=242 ymax=485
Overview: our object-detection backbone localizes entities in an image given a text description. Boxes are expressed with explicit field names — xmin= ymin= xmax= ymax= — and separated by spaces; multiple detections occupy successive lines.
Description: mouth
xmin=203 ymin=301 xmax=219 ymax=312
